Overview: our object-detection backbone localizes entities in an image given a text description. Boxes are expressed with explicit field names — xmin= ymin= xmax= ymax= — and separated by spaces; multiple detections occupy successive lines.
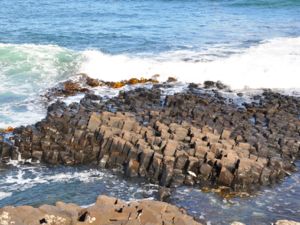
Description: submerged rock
xmin=0 ymin=195 xmax=202 ymax=225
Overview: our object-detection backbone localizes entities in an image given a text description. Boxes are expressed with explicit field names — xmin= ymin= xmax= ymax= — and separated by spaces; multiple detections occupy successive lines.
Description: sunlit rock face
xmin=1 ymin=85 xmax=299 ymax=192
xmin=0 ymin=195 xmax=202 ymax=225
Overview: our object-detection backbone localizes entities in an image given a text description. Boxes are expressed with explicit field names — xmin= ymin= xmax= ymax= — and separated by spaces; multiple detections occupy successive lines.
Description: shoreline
xmin=0 ymin=195 xmax=298 ymax=225
xmin=0 ymin=195 xmax=202 ymax=225
xmin=1 ymin=73 xmax=300 ymax=129
xmin=0 ymin=78 xmax=300 ymax=224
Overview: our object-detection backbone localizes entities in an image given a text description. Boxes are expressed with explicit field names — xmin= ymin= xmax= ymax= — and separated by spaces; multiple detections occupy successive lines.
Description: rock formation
xmin=0 ymin=195 xmax=202 ymax=225
xmin=1 ymin=84 xmax=299 ymax=191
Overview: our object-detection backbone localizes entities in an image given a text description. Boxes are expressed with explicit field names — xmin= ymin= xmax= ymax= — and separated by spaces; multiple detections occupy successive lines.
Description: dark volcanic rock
xmin=86 ymin=77 xmax=101 ymax=87
xmin=204 ymin=80 xmax=216 ymax=89
xmin=203 ymin=80 xmax=228 ymax=90
xmin=166 ymin=77 xmax=178 ymax=83
xmin=1 ymin=85 xmax=300 ymax=192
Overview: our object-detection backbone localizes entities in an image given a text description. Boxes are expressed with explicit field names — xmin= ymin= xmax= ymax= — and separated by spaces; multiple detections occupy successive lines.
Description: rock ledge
xmin=0 ymin=195 xmax=202 ymax=225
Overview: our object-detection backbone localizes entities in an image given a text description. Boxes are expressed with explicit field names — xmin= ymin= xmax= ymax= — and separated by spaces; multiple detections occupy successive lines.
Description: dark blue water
xmin=0 ymin=164 xmax=159 ymax=207
xmin=0 ymin=162 xmax=299 ymax=225
xmin=1 ymin=0 xmax=300 ymax=53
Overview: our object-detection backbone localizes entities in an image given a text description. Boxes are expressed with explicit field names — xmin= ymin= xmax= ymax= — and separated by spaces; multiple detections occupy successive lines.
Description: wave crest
xmin=79 ymin=37 xmax=300 ymax=89
xmin=0 ymin=37 xmax=299 ymax=127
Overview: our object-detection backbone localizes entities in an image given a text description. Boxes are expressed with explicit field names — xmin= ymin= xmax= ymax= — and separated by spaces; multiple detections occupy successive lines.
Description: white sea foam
xmin=0 ymin=43 xmax=81 ymax=127
xmin=0 ymin=164 xmax=159 ymax=204
xmin=80 ymin=37 xmax=300 ymax=90
xmin=0 ymin=101 xmax=46 ymax=128
xmin=0 ymin=191 xmax=12 ymax=201
xmin=0 ymin=37 xmax=299 ymax=127
xmin=0 ymin=43 xmax=80 ymax=95
xmin=0 ymin=165 xmax=109 ymax=198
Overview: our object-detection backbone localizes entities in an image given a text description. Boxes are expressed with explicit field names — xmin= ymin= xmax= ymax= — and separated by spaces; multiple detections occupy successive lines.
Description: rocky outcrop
xmin=275 ymin=220 xmax=300 ymax=225
xmin=44 ymin=74 xmax=159 ymax=100
xmin=0 ymin=195 xmax=202 ymax=225
xmin=231 ymin=220 xmax=300 ymax=225
xmin=1 ymin=85 xmax=299 ymax=191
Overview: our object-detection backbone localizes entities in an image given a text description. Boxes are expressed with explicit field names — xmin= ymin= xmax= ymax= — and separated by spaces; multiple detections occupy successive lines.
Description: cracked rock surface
xmin=0 ymin=195 xmax=202 ymax=225
xmin=1 ymin=85 xmax=299 ymax=191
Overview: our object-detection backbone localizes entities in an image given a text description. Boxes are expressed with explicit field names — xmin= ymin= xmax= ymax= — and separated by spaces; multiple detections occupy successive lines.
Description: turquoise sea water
xmin=0 ymin=0 xmax=300 ymax=126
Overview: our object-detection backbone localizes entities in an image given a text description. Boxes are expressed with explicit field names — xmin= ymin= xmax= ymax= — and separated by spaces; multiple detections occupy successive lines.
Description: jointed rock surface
xmin=0 ymin=195 xmax=202 ymax=225
xmin=1 ymin=85 xmax=300 ymax=191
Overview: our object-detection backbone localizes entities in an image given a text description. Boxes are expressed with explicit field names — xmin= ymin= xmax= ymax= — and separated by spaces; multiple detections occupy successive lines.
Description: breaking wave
xmin=0 ymin=36 xmax=299 ymax=127
xmin=80 ymin=37 xmax=300 ymax=89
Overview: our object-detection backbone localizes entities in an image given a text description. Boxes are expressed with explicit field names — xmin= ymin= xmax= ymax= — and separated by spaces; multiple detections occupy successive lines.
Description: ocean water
xmin=0 ymin=1 xmax=300 ymax=224
xmin=0 ymin=160 xmax=299 ymax=225
xmin=0 ymin=0 xmax=300 ymax=126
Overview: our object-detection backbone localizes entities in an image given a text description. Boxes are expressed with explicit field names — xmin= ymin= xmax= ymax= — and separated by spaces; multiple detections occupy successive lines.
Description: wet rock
xmin=4 ymin=86 xmax=299 ymax=192
xmin=171 ymin=169 xmax=186 ymax=187
xmin=148 ymin=152 xmax=163 ymax=182
xmin=216 ymin=81 xmax=228 ymax=90
xmin=158 ymin=187 xmax=171 ymax=201
xmin=166 ymin=77 xmax=178 ymax=83
xmin=63 ymin=81 xmax=88 ymax=96
xmin=125 ymin=159 xmax=140 ymax=177
xmin=175 ymin=150 xmax=189 ymax=170
xmin=188 ymin=83 xmax=199 ymax=89
xmin=203 ymin=80 xmax=216 ymax=89
xmin=199 ymin=163 xmax=212 ymax=180
xmin=105 ymin=77 xmax=159 ymax=89
xmin=138 ymin=148 xmax=154 ymax=177
xmin=32 ymin=151 xmax=43 ymax=162
xmin=0 ymin=142 xmax=12 ymax=162
xmin=86 ymin=77 xmax=101 ymax=87
xmin=160 ymin=156 xmax=175 ymax=186
xmin=0 ymin=127 xmax=14 ymax=133
xmin=218 ymin=167 xmax=234 ymax=187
